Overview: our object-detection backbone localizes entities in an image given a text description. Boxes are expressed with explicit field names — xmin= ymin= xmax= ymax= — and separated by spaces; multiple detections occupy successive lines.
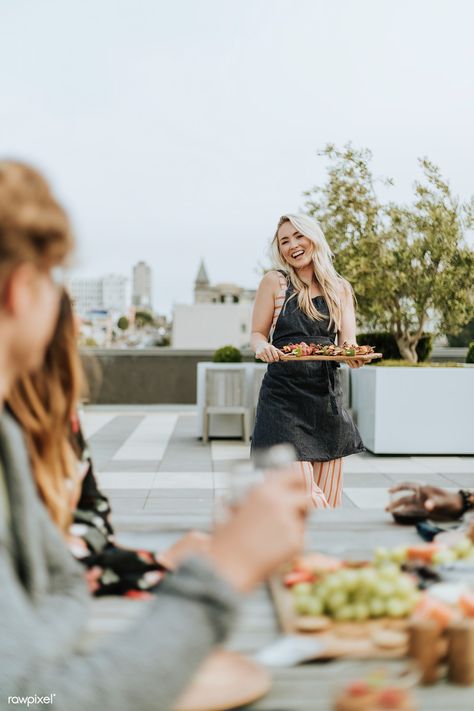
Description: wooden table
xmin=226 ymin=509 xmax=474 ymax=710
xmin=89 ymin=509 xmax=474 ymax=710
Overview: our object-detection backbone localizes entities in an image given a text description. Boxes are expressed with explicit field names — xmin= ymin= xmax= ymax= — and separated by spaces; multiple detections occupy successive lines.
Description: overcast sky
xmin=1 ymin=0 xmax=473 ymax=315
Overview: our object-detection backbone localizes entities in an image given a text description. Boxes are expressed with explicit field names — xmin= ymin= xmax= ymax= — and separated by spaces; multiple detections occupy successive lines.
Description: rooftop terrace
xmin=84 ymin=405 xmax=474 ymax=710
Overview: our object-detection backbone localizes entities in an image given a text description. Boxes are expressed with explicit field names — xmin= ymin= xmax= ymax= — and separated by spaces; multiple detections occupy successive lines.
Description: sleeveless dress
xmin=251 ymin=271 xmax=365 ymax=507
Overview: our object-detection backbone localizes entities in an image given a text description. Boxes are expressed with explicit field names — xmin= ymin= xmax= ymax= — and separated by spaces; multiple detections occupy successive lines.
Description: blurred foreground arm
xmin=1 ymin=412 xmax=307 ymax=710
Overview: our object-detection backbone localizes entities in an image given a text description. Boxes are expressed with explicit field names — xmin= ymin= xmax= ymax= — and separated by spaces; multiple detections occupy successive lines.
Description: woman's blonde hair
xmin=270 ymin=214 xmax=352 ymax=331
xmin=8 ymin=291 xmax=83 ymax=532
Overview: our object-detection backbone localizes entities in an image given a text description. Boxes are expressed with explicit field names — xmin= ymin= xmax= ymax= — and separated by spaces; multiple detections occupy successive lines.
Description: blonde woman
xmin=251 ymin=214 xmax=366 ymax=508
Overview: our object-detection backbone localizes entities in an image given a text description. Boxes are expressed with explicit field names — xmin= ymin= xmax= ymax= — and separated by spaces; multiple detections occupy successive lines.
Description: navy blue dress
xmin=251 ymin=277 xmax=365 ymax=462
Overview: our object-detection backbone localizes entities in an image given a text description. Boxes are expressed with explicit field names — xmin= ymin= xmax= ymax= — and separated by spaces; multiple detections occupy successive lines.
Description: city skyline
xmin=69 ymin=257 xmax=255 ymax=316
xmin=1 ymin=1 xmax=474 ymax=317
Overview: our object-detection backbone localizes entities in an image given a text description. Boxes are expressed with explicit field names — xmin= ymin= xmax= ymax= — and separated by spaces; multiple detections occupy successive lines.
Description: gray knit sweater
xmin=0 ymin=411 xmax=239 ymax=711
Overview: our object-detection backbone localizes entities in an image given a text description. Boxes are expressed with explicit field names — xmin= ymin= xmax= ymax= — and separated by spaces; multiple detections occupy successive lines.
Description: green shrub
xmin=156 ymin=335 xmax=171 ymax=347
xmin=357 ymin=332 xmax=400 ymax=360
xmin=135 ymin=310 xmax=154 ymax=328
xmin=357 ymin=332 xmax=433 ymax=362
xmin=416 ymin=334 xmax=433 ymax=362
xmin=466 ymin=342 xmax=474 ymax=364
xmin=212 ymin=345 xmax=242 ymax=363
xmin=117 ymin=316 xmax=129 ymax=331
xmin=447 ymin=318 xmax=474 ymax=347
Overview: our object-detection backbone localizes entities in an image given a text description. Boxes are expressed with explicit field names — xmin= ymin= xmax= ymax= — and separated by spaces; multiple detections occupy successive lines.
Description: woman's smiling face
xmin=277 ymin=221 xmax=314 ymax=268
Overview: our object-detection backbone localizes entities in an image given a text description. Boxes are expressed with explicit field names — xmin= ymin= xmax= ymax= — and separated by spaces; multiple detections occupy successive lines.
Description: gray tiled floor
xmin=101 ymin=460 xmax=161 ymax=472
xmin=83 ymin=405 xmax=474 ymax=531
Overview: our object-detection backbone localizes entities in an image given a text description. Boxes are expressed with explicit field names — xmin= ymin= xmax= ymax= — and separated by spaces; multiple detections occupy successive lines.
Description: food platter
xmin=269 ymin=574 xmax=409 ymax=660
xmin=280 ymin=353 xmax=383 ymax=363
xmin=268 ymin=552 xmax=419 ymax=660
xmin=270 ymin=543 xmax=474 ymax=662
xmin=278 ymin=341 xmax=383 ymax=363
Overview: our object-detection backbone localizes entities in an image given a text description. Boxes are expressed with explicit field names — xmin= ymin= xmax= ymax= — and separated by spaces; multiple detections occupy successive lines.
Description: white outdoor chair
xmin=203 ymin=368 xmax=251 ymax=443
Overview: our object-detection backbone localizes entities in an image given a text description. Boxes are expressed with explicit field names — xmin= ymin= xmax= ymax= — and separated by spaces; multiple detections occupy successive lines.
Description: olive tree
xmin=304 ymin=145 xmax=474 ymax=362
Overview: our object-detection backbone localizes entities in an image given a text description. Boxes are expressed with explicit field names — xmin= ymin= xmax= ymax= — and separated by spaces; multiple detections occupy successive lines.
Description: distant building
xmin=79 ymin=309 xmax=114 ymax=347
xmin=69 ymin=278 xmax=103 ymax=314
xmin=102 ymin=274 xmax=128 ymax=312
xmin=194 ymin=260 xmax=256 ymax=304
xmin=132 ymin=261 xmax=153 ymax=308
xmin=172 ymin=261 xmax=256 ymax=349
xmin=70 ymin=274 xmax=128 ymax=315
xmin=173 ymin=303 xmax=253 ymax=350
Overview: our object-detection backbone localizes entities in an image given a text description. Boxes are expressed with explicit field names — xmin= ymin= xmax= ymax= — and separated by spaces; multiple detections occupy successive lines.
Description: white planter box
xmin=196 ymin=362 xmax=267 ymax=438
xmin=350 ymin=366 xmax=474 ymax=454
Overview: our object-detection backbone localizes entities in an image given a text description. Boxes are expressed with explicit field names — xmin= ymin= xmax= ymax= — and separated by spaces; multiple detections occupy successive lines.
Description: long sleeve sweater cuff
xmin=157 ymin=555 xmax=241 ymax=642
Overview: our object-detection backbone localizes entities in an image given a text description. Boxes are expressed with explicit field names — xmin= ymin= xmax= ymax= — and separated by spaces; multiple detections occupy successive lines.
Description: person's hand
xmin=255 ymin=341 xmax=283 ymax=363
xmin=85 ymin=566 xmax=103 ymax=593
xmin=386 ymin=483 xmax=464 ymax=521
xmin=346 ymin=358 xmax=365 ymax=369
xmin=157 ymin=531 xmax=211 ymax=570
xmin=206 ymin=472 xmax=308 ymax=593
xmin=66 ymin=533 xmax=90 ymax=558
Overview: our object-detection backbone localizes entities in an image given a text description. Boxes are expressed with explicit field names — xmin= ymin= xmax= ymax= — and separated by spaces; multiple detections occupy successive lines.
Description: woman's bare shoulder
xmin=259 ymin=270 xmax=284 ymax=290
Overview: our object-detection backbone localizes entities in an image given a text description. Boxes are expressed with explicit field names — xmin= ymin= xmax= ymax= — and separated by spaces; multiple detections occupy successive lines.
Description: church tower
xmin=194 ymin=260 xmax=214 ymax=303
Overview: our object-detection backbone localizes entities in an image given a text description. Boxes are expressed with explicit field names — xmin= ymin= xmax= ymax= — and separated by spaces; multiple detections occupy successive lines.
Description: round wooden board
xmin=174 ymin=649 xmax=271 ymax=711
xmin=280 ymin=353 xmax=383 ymax=363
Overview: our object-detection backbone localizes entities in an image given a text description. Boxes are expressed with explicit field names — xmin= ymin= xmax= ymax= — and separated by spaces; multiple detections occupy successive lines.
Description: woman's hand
xmin=386 ymin=483 xmax=464 ymax=521
xmin=345 ymin=359 xmax=366 ymax=369
xmin=157 ymin=531 xmax=211 ymax=570
xmin=255 ymin=341 xmax=283 ymax=363
xmin=66 ymin=533 xmax=90 ymax=558
xmin=85 ymin=566 xmax=103 ymax=593
xmin=206 ymin=471 xmax=308 ymax=593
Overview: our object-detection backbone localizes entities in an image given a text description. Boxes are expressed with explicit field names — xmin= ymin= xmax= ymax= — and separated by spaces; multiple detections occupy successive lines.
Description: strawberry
xmin=283 ymin=570 xmax=316 ymax=587
xmin=346 ymin=681 xmax=372 ymax=697
xmin=376 ymin=687 xmax=407 ymax=708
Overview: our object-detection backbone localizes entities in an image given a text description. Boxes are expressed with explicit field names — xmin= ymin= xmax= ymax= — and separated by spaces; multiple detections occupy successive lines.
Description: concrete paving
xmin=83 ymin=404 xmax=474 ymax=534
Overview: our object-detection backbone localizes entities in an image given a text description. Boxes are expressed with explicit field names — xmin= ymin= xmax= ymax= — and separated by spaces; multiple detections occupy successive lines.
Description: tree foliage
xmin=117 ymin=316 xmax=129 ymax=331
xmin=135 ymin=310 xmax=154 ymax=328
xmin=304 ymin=144 xmax=474 ymax=362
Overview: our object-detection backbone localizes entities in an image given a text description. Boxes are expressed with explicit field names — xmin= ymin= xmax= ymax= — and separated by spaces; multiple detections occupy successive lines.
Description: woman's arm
xmin=250 ymin=271 xmax=283 ymax=363
xmin=337 ymin=281 xmax=357 ymax=345
xmin=337 ymin=282 xmax=364 ymax=369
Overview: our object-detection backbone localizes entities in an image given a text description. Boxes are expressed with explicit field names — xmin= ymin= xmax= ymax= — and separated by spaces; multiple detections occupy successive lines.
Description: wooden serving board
xmin=268 ymin=576 xmax=409 ymax=660
xmin=280 ymin=353 xmax=383 ymax=363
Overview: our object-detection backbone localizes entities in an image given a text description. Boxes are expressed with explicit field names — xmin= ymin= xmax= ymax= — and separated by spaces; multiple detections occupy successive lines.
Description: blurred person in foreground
xmin=8 ymin=288 xmax=211 ymax=597
xmin=0 ymin=161 xmax=308 ymax=710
